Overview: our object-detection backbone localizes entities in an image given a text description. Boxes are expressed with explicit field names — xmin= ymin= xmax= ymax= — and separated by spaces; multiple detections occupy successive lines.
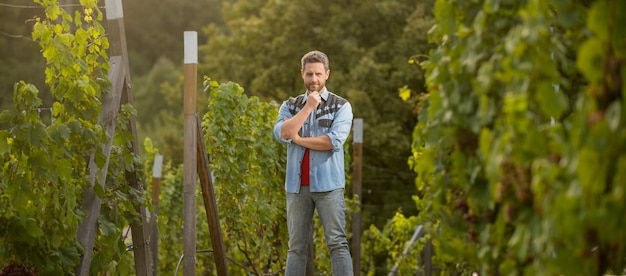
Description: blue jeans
xmin=285 ymin=187 xmax=354 ymax=276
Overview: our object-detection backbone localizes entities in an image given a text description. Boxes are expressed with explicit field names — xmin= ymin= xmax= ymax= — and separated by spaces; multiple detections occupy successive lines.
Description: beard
xmin=306 ymin=82 xmax=324 ymax=93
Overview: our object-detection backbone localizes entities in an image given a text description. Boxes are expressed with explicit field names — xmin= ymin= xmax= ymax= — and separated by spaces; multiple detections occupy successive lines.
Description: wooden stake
xmin=77 ymin=0 xmax=153 ymax=274
xmin=197 ymin=119 xmax=229 ymax=275
xmin=183 ymin=31 xmax=198 ymax=276
xmin=352 ymin=118 xmax=363 ymax=276
xmin=75 ymin=56 xmax=124 ymax=276
xmin=109 ymin=0 xmax=152 ymax=272
xmin=151 ymin=155 xmax=163 ymax=276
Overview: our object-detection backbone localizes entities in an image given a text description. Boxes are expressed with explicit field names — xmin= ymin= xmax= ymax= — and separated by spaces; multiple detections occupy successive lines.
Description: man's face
xmin=301 ymin=62 xmax=329 ymax=93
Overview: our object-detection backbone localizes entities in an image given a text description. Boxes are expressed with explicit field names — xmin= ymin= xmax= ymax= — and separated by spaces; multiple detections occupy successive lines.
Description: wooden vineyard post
xmin=75 ymin=56 xmax=124 ymax=276
xmin=112 ymin=0 xmax=152 ymax=271
xmin=151 ymin=155 xmax=163 ymax=276
xmin=75 ymin=0 xmax=152 ymax=274
xmin=183 ymin=31 xmax=198 ymax=276
xmin=352 ymin=118 xmax=363 ymax=276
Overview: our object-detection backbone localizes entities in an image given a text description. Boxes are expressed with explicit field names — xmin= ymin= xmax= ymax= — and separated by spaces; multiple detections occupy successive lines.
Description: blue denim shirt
xmin=274 ymin=89 xmax=353 ymax=193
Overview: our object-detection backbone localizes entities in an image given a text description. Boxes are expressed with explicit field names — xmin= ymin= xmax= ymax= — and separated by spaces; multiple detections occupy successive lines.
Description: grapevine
xmin=408 ymin=0 xmax=626 ymax=274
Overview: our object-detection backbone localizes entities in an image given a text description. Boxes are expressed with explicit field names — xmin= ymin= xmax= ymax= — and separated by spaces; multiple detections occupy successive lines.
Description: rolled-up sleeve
xmin=273 ymin=102 xmax=293 ymax=144
xmin=325 ymin=102 xmax=353 ymax=152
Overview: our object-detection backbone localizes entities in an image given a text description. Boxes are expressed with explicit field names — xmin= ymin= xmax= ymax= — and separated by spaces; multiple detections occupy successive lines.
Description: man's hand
xmin=305 ymin=91 xmax=322 ymax=109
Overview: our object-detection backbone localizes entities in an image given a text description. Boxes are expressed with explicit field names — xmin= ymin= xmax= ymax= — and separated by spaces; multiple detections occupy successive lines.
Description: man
xmin=273 ymin=50 xmax=354 ymax=275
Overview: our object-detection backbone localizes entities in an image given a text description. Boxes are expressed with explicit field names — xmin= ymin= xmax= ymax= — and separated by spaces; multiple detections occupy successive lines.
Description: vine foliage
xmin=201 ymin=78 xmax=288 ymax=274
xmin=1 ymin=0 xmax=144 ymax=274
xmin=409 ymin=0 xmax=626 ymax=274
xmin=151 ymin=79 xmax=288 ymax=275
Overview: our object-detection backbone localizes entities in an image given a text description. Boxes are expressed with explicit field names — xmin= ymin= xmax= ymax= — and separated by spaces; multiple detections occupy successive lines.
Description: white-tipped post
xmin=152 ymin=155 xmax=163 ymax=178
xmin=104 ymin=0 xmax=123 ymax=19
xmin=352 ymin=118 xmax=363 ymax=275
xmin=353 ymin=118 xmax=363 ymax=143
xmin=184 ymin=32 xmax=198 ymax=65
xmin=183 ymin=31 xmax=198 ymax=276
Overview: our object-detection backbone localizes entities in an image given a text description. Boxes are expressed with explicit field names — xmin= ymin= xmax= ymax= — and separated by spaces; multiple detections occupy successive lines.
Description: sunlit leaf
xmin=398 ymin=86 xmax=411 ymax=101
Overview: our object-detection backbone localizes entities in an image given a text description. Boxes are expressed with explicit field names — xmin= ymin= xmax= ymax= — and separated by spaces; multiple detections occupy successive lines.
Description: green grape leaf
xmin=576 ymin=38 xmax=604 ymax=84
xmin=93 ymin=182 xmax=105 ymax=199
xmin=98 ymin=218 xmax=117 ymax=237
xmin=434 ymin=0 xmax=455 ymax=36
xmin=24 ymin=217 xmax=44 ymax=238
xmin=536 ymin=82 xmax=568 ymax=119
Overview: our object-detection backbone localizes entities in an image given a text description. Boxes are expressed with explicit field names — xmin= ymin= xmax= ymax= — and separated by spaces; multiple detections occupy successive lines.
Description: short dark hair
xmin=301 ymin=50 xmax=329 ymax=71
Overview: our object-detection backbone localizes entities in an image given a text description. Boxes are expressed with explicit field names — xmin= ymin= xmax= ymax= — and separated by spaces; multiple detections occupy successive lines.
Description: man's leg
xmin=315 ymin=188 xmax=354 ymax=276
xmin=286 ymin=186 xmax=315 ymax=276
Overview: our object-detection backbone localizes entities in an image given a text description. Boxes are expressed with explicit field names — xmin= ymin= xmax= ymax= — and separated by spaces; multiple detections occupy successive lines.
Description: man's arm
xmin=292 ymin=134 xmax=332 ymax=151
xmin=280 ymin=107 xmax=312 ymax=140
xmin=280 ymin=91 xmax=322 ymax=140
xmin=292 ymin=98 xmax=352 ymax=151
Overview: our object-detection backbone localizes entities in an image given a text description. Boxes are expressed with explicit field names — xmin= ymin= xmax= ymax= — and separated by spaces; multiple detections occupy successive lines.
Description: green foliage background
xmin=2 ymin=0 xmax=625 ymax=275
